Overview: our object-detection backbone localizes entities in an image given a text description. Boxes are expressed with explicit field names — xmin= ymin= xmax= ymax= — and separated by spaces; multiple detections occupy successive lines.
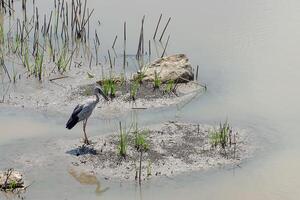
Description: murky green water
xmin=1 ymin=0 xmax=300 ymax=199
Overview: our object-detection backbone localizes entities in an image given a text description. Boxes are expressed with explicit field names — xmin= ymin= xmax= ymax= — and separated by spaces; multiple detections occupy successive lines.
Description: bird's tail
xmin=66 ymin=117 xmax=79 ymax=129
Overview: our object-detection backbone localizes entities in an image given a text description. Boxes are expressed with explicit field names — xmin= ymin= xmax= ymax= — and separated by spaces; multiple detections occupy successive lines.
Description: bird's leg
xmin=83 ymin=119 xmax=90 ymax=145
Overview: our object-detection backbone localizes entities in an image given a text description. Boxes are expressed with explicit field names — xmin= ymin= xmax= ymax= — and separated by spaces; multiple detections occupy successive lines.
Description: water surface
xmin=1 ymin=0 xmax=300 ymax=199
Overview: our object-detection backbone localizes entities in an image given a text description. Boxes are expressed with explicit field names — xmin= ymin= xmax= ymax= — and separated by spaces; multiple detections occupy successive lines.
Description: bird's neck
xmin=95 ymin=94 xmax=100 ymax=103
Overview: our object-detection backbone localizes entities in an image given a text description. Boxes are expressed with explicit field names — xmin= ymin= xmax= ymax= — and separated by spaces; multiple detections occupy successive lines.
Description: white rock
xmin=0 ymin=170 xmax=24 ymax=189
xmin=138 ymin=54 xmax=194 ymax=83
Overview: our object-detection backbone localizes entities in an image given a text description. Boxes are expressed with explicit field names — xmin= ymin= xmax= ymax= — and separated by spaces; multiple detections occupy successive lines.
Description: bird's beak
xmin=98 ymin=88 xmax=109 ymax=101
xmin=103 ymin=94 xmax=109 ymax=101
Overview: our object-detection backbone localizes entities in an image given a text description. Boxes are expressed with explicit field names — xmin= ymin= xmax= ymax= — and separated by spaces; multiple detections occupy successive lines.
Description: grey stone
xmin=0 ymin=170 xmax=24 ymax=190
xmin=137 ymin=54 xmax=194 ymax=83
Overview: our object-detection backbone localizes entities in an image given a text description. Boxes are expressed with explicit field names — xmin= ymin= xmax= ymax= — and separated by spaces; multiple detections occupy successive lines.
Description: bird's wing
xmin=66 ymin=104 xmax=84 ymax=129
xmin=71 ymin=104 xmax=84 ymax=118
xmin=77 ymin=100 xmax=96 ymax=120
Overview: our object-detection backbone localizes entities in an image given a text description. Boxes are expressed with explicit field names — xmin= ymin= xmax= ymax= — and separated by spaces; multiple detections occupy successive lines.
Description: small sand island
xmin=65 ymin=121 xmax=253 ymax=182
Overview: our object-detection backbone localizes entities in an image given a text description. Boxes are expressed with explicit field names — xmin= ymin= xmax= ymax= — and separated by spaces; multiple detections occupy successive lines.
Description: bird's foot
xmin=83 ymin=139 xmax=90 ymax=145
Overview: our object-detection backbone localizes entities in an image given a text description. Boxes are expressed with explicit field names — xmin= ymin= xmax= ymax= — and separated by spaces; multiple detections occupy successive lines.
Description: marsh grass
xmin=118 ymin=122 xmax=128 ymax=158
xmin=134 ymin=129 xmax=149 ymax=151
xmin=153 ymin=71 xmax=161 ymax=89
xmin=12 ymin=65 xmax=17 ymax=83
xmin=132 ymin=124 xmax=150 ymax=184
xmin=147 ymin=160 xmax=152 ymax=177
xmin=136 ymin=130 xmax=149 ymax=185
xmin=134 ymin=72 xmax=146 ymax=84
xmin=102 ymin=78 xmax=116 ymax=99
xmin=134 ymin=66 xmax=148 ymax=84
xmin=165 ymin=79 xmax=175 ymax=94
xmin=0 ymin=0 xmax=97 ymax=81
xmin=130 ymin=80 xmax=139 ymax=101
xmin=8 ymin=180 xmax=18 ymax=190
xmin=0 ymin=168 xmax=24 ymax=192
xmin=13 ymin=33 xmax=21 ymax=53
xmin=110 ymin=81 xmax=116 ymax=98
xmin=209 ymin=121 xmax=232 ymax=150
xmin=34 ymin=50 xmax=44 ymax=81
xmin=0 ymin=1 xmax=173 ymax=88
xmin=56 ymin=44 xmax=69 ymax=72
xmin=0 ymin=22 xmax=4 ymax=45
xmin=102 ymin=79 xmax=110 ymax=96
xmin=119 ymin=72 xmax=126 ymax=86
xmin=22 ymin=43 xmax=31 ymax=72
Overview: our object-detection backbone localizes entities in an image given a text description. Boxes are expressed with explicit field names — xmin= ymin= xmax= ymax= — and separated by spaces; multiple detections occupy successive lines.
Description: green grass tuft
xmin=130 ymin=80 xmax=139 ymax=101
xmin=102 ymin=78 xmax=116 ymax=98
xmin=209 ymin=121 xmax=231 ymax=149
xmin=118 ymin=122 xmax=128 ymax=158
xmin=153 ymin=71 xmax=161 ymax=89
xmin=165 ymin=79 xmax=175 ymax=94
xmin=134 ymin=129 xmax=149 ymax=152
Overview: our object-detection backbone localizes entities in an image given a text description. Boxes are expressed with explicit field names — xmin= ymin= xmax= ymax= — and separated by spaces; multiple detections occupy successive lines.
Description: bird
xmin=66 ymin=86 xmax=109 ymax=145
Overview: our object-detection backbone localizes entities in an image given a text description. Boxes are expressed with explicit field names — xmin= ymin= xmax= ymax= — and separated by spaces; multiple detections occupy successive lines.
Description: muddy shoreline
xmin=1 ymin=67 xmax=204 ymax=119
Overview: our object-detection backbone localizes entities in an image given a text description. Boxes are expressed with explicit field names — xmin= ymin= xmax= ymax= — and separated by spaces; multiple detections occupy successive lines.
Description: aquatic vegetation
xmin=13 ymin=33 xmax=21 ymax=53
xmin=102 ymin=78 xmax=116 ymax=99
xmin=110 ymin=81 xmax=116 ymax=98
xmin=0 ymin=24 xmax=4 ymax=46
xmin=130 ymin=80 xmax=139 ymax=101
xmin=0 ymin=0 xmax=185 ymax=90
xmin=165 ymin=79 xmax=175 ymax=94
xmin=22 ymin=43 xmax=31 ymax=72
xmin=118 ymin=122 xmax=128 ymax=158
xmin=34 ymin=50 xmax=44 ymax=81
xmin=161 ymin=34 xmax=170 ymax=58
xmin=159 ymin=17 xmax=171 ymax=42
xmin=0 ymin=0 xmax=97 ymax=82
xmin=134 ymin=70 xmax=147 ymax=84
xmin=119 ymin=72 xmax=126 ymax=86
xmin=153 ymin=71 xmax=161 ymax=89
xmin=133 ymin=127 xmax=150 ymax=184
xmin=72 ymin=121 xmax=248 ymax=182
xmin=12 ymin=66 xmax=18 ymax=83
xmin=0 ymin=53 xmax=11 ymax=82
xmin=134 ymin=129 xmax=149 ymax=151
xmin=0 ymin=168 xmax=25 ymax=192
xmin=8 ymin=180 xmax=17 ymax=190
xmin=56 ymin=44 xmax=73 ymax=73
xmin=209 ymin=121 xmax=232 ymax=149
xmin=147 ymin=160 xmax=152 ymax=177
xmin=128 ymin=119 xmax=151 ymax=183
xmin=102 ymin=80 xmax=110 ymax=97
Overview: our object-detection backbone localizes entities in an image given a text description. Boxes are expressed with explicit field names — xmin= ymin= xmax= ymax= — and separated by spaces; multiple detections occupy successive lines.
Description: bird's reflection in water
xmin=68 ymin=168 xmax=109 ymax=195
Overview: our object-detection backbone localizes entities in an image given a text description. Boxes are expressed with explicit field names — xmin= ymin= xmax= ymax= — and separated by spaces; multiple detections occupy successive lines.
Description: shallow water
xmin=1 ymin=0 xmax=300 ymax=199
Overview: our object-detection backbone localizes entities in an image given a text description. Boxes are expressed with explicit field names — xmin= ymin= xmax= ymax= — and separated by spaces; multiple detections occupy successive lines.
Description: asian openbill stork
xmin=66 ymin=86 xmax=109 ymax=144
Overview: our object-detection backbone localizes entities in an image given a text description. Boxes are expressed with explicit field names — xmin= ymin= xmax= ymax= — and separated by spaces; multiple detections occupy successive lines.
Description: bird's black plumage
xmin=66 ymin=104 xmax=83 ymax=129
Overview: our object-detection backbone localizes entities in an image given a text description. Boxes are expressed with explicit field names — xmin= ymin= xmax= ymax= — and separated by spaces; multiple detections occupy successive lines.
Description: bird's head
xmin=94 ymin=86 xmax=109 ymax=101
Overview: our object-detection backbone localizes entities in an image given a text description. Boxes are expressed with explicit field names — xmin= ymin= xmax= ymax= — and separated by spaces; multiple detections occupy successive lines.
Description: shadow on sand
xmin=66 ymin=145 xmax=97 ymax=156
